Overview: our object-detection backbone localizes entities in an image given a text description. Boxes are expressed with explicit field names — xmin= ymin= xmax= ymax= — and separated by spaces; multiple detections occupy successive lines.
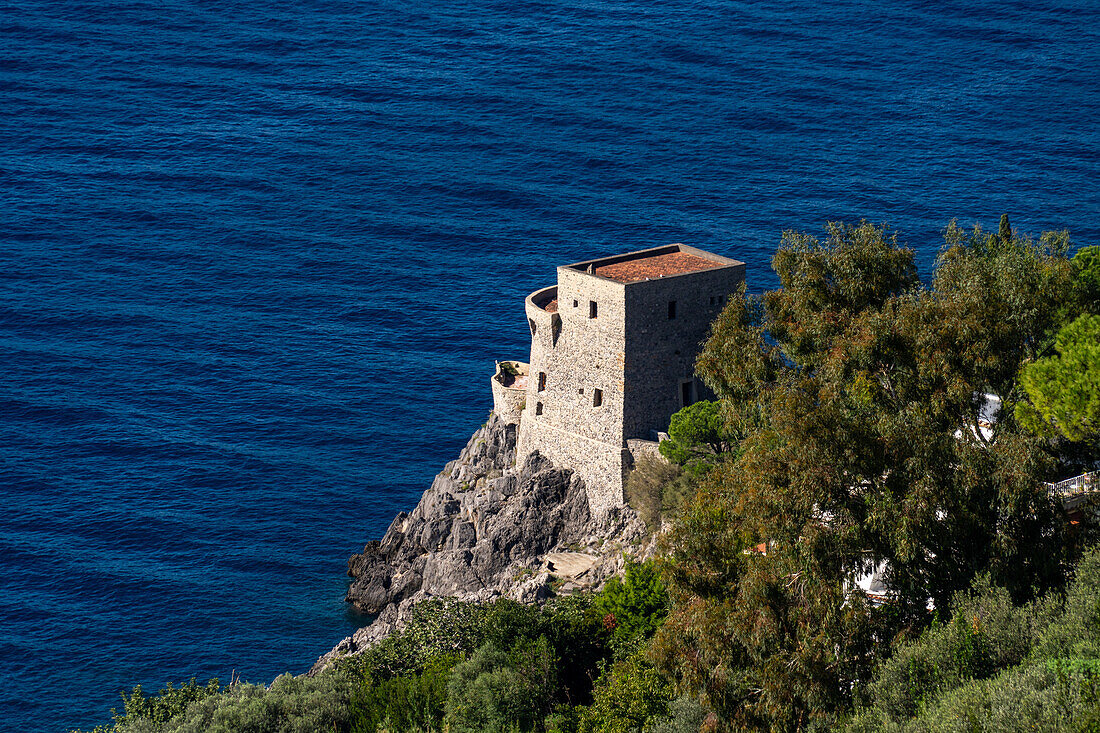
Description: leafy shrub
xmin=544 ymin=705 xmax=582 ymax=733
xmin=1072 ymin=245 xmax=1100 ymax=313
xmin=624 ymin=459 xmax=704 ymax=530
xmin=350 ymin=652 xmax=459 ymax=733
xmin=109 ymin=678 xmax=225 ymax=732
xmin=643 ymin=696 xmax=708 ymax=733
xmin=852 ymin=577 xmax=1058 ymax=725
xmin=593 ymin=561 xmax=668 ymax=650
xmin=849 ymin=547 xmax=1100 ymax=732
xmin=351 ymin=598 xmax=497 ymax=678
xmin=78 ymin=678 xmax=226 ymax=733
xmin=625 ymin=457 xmax=680 ymax=529
xmin=872 ymin=657 xmax=1100 ymax=732
xmin=159 ymin=670 xmax=357 ymax=733
xmin=657 ymin=470 xmax=702 ymax=519
xmin=445 ymin=643 xmax=530 ymax=733
xmin=577 ymin=651 xmax=674 ymax=733
xmin=538 ymin=595 xmax=610 ymax=706
xmin=78 ymin=573 xmax=660 ymax=733
xmin=1036 ymin=546 xmax=1100 ymax=661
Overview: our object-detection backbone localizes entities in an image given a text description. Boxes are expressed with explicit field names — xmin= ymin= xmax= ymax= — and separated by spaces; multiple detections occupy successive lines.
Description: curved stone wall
xmin=517 ymin=276 xmax=632 ymax=516
xmin=518 ymin=285 xmax=556 ymax=456
xmin=490 ymin=360 xmax=529 ymax=425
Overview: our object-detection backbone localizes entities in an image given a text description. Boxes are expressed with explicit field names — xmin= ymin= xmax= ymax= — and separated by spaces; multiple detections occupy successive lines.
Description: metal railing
xmin=1045 ymin=471 xmax=1100 ymax=499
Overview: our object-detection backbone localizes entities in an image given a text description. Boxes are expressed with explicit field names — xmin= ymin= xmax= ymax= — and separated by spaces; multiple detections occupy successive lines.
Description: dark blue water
xmin=2 ymin=1 xmax=1098 ymax=729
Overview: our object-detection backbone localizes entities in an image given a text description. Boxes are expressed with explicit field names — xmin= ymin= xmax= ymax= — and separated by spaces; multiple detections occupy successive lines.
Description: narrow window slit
xmin=681 ymin=381 xmax=695 ymax=407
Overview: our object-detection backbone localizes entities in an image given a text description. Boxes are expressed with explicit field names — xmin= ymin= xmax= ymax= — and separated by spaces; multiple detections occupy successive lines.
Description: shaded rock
xmin=314 ymin=411 xmax=651 ymax=674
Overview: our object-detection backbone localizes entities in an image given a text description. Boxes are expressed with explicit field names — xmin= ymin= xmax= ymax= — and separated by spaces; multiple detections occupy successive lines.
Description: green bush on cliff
xmin=80 ymin=670 xmax=359 ymax=733
xmin=445 ymin=642 xmax=538 ymax=733
xmin=1072 ymin=245 xmax=1100 ymax=313
xmin=624 ymin=459 xmax=705 ymax=530
xmin=78 ymin=593 xmax=621 ymax=733
xmin=350 ymin=652 xmax=459 ymax=733
xmin=627 ymin=401 xmax=737 ymax=530
xmin=592 ymin=560 xmax=668 ymax=650
xmin=577 ymin=651 xmax=674 ymax=733
xmin=81 ymin=678 xmax=226 ymax=733
xmin=351 ymin=594 xmax=613 ymax=732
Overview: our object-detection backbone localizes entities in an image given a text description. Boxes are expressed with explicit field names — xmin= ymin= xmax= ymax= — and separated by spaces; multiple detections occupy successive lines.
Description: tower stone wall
xmin=622 ymin=262 xmax=745 ymax=439
xmin=504 ymin=244 xmax=745 ymax=516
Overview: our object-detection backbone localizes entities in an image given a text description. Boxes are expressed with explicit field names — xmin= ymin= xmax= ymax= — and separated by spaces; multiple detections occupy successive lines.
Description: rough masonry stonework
xmin=496 ymin=244 xmax=746 ymax=516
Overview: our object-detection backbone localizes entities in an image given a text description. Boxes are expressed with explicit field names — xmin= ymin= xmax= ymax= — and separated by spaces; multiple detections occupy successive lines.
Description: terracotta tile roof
xmin=592 ymin=251 xmax=721 ymax=283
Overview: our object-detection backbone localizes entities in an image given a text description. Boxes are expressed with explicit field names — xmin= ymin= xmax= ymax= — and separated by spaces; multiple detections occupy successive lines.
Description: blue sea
xmin=2 ymin=1 xmax=1098 ymax=729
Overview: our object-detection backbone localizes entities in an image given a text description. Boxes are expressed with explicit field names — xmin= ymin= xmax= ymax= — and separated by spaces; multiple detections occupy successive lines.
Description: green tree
xmin=99 ymin=678 xmax=225 ymax=732
xmin=577 ymin=652 xmax=674 ymax=733
xmin=350 ymin=653 xmax=459 ymax=733
xmin=593 ymin=560 xmax=669 ymax=649
xmin=1017 ymin=314 xmax=1100 ymax=443
xmin=657 ymin=219 xmax=1074 ymax=731
xmin=445 ymin=643 xmax=531 ymax=733
xmin=1072 ymin=245 xmax=1100 ymax=314
xmin=658 ymin=400 xmax=737 ymax=471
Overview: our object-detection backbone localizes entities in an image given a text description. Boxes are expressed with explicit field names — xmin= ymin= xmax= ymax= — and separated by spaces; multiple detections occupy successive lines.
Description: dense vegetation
xmin=83 ymin=219 xmax=1099 ymax=732
xmin=847 ymin=547 xmax=1100 ymax=732
xmin=80 ymin=563 xmax=682 ymax=733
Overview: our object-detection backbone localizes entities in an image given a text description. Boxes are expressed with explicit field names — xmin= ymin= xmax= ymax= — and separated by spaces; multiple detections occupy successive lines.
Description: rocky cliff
xmin=314 ymin=412 xmax=649 ymax=672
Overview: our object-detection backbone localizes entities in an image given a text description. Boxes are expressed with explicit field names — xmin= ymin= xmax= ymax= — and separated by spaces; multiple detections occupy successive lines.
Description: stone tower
xmin=490 ymin=244 xmax=746 ymax=515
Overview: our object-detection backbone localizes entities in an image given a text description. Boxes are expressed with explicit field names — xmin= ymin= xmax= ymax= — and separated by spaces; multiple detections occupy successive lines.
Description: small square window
xmin=593 ymin=388 xmax=603 ymax=407
xmin=573 ymin=299 xmax=578 ymax=308
xmin=578 ymin=387 xmax=584 ymax=394
xmin=668 ymin=301 xmax=677 ymax=319
xmin=535 ymin=402 xmax=544 ymax=415
xmin=589 ymin=301 xmax=598 ymax=319
xmin=538 ymin=372 xmax=547 ymax=392
xmin=709 ymin=296 xmax=716 ymax=305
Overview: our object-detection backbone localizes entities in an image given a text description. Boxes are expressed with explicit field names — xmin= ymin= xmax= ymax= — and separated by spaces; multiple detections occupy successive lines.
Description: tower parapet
xmin=498 ymin=244 xmax=746 ymax=516
xmin=491 ymin=360 xmax=529 ymax=425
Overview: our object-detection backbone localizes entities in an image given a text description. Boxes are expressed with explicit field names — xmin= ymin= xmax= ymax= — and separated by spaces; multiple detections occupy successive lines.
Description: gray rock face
xmin=315 ymin=412 xmax=648 ymax=672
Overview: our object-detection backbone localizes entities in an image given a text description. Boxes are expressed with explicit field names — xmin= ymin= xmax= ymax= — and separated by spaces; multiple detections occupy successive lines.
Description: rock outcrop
xmin=314 ymin=412 xmax=648 ymax=672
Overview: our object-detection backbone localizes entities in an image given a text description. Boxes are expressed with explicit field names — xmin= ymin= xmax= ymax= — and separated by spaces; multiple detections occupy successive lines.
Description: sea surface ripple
xmin=1 ymin=1 xmax=1098 ymax=729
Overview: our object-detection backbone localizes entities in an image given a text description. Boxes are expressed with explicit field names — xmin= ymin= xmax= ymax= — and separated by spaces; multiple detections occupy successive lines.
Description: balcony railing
xmin=1045 ymin=471 xmax=1100 ymax=499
